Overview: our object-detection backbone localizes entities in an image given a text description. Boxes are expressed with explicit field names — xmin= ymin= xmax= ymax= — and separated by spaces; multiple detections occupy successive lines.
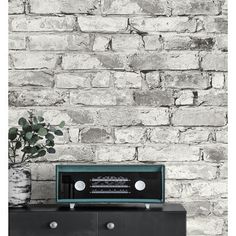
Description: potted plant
xmin=9 ymin=111 xmax=65 ymax=207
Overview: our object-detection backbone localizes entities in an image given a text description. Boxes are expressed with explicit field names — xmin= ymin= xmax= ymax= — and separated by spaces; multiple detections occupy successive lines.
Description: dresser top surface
xmin=9 ymin=203 xmax=186 ymax=213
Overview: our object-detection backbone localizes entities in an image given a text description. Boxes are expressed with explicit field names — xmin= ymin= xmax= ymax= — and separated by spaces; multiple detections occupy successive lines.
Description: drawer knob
xmin=106 ymin=222 xmax=115 ymax=230
xmin=49 ymin=221 xmax=58 ymax=229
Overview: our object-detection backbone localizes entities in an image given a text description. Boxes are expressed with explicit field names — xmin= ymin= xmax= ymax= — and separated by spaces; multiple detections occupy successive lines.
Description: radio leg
xmin=145 ymin=204 xmax=150 ymax=210
xmin=70 ymin=203 xmax=75 ymax=210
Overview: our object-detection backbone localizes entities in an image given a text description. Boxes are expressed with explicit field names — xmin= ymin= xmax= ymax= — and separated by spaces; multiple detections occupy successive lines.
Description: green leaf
xmin=49 ymin=126 xmax=56 ymax=132
xmin=32 ymin=124 xmax=42 ymax=132
xmin=54 ymin=130 xmax=63 ymax=136
xmin=25 ymin=132 xmax=33 ymax=140
xmin=46 ymin=139 xmax=54 ymax=147
xmin=46 ymin=133 xmax=55 ymax=141
xmin=30 ymin=146 xmax=38 ymax=155
xmin=38 ymin=128 xmax=48 ymax=136
xmin=8 ymin=127 xmax=18 ymax=140
xmin=47 ymin=147 xmax=56 ymax=154
xmin=58 ymin=121 xmax=65 ymax=128
xmin=38 ymin=150 xmax=46 ymax=157
xmin=38 ymin=116 xmax=44 ymax=122
xmin=23 ymin=124 xmax=32 ymax=132
xmin=22 ymin=146 xmax=31 ymax=153
xmin=18 ymin=117 xmax=27 ymax=126
xmin=9 ymin=127 xmax=18 ymax=134
xmin=28 ymin=135 xmax=40 ymax=145
xmin=15 ymin=141 xmax=22 ymax=149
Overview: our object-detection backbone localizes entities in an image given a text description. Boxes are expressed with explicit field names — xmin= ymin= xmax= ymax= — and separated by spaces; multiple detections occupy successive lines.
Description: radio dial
xmin=135 ymin=180 xmax=146 ymax=191
xmin=74 ymin=180 xmax=86 ymax=191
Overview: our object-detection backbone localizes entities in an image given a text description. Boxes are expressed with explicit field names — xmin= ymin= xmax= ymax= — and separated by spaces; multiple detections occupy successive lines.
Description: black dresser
xmin=9 ymin=204 xmax=186 ymax=236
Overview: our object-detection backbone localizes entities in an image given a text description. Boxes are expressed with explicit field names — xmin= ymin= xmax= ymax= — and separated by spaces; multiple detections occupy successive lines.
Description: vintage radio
xmin=56 ymin=165 xmax=165 ymax=209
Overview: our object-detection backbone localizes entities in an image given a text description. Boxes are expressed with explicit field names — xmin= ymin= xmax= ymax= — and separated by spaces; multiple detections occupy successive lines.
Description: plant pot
xmin=9 ymin=165 xmax=31 ymax=207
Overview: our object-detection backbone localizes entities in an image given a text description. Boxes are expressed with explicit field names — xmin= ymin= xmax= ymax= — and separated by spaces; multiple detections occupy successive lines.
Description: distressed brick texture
xmin=9 ymin=0 xmax=227 ymax=235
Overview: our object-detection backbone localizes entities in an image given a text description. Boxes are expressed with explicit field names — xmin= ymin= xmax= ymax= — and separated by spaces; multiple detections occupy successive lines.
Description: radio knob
xmin=49 ymin=221 xmax=58 ymax=229
xmin=106 ymin=222 xmax=115 ymax=230
xmin=74 ymin=180 xmax=86 ymax=191
xmin=135 ymin=180 xmax=146 ymax=191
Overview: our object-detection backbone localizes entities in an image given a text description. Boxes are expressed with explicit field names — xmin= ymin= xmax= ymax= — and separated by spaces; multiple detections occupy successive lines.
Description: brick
xmin=9 ymin=34 xmax=26 ymax=49
xmin=171 ymin=0 xmax=220 ymax=15
xmin=43 ymin=109 xmax=96 ymax=125
xmin=163 ymin=35 xmax=215 ymax=51
xmin=182 ymin=180 xmax=227 ymax=198
xmin=37 ymin=144 xmax=95 ymax=162
xmin=97 ymin=107 xmax=169 ymax=126
xmin=9 ymin=0 xmax=25 ymax=14
xmin=31 ymin=181 xmax=55 ymax=200
xmin=216 ymin=34 xmax=228 ymax=51
xmin=175 ymin=90 xmax=194 ymax=106
xmin=201 ymin=52 xmax=227 ymax=71
xmin=29 ymin=0 xmax=99 ymax=14
xmin=187 ymin=217 xmax=224 ymax=235
xmin=196 ymin=90 xmax=227 ymax=106
xmin=200 ymin=144 xmax=227 ymax=162
xmin=145 ymin=72 xmax=160 ymax=89
xmin=179 ymin=128 xmax=215 ymax=143
xmin=10 ymin=52 xmax=59 ymax=69
xmin=101 ymin=0 xmax=170 ymax=15
xmin=149 ymin=127 xmax=179 ymax=143
xmin=29 ymin=163 xmax=55 ymax=181
xmin=138 ymin=144 xmax=199 ymax=162
xmin=95 ymin=146 xmax=136 ymax=162
xmin=221 ymin=0 xmax=227 ymax=15
xmin=212 ymin=73 xmax=225 ymax=89
xmin=70 ymin=89 xmax=133 ymax=106
xmin=166 ymin=163 xmax=217 ymax=180
xmin=112 ymin=34 xmax=144 ymax=51
xmin=78 ymin=16 xmax=127 ymax=33
xmin=143 ymin=35 xmax=163 ymax=51
xmin=213 ymin=199 xmax=227 ymax=216
xmin=10 ymin=15 xmax=75 ymax=32
xmin=93 ymin=35 xmax=111 ymax=51
xmin=224 ymin=73 xmax=228 ymax=89
xmin=115 ymin=127 xmax=146 ymax=144
xmin=183 ymin=201 xmax=211 ymax=217
xmin=204 ymin=16 xmax=228 ymax=33
xmin=113 ymin=72 xmax=142 ymax=89
xmin=9 ymin=71 xmax=54 ymax=87
xmin=80 ymin=127 xmax=113 ymax=143
xmin=68 ymin=127 xmax=80 ymax=143
xmin=9 ymin=89 xmax=69 ymax=107
xmin=134 ymin=90 xmax=174 ymax=106
xmin=91 ymin=71 xmax=112 ymax=88
xmin=62 ymin=53 xmax=126 ymax=70
xmin=161 ymin=71 xmax=210 ymax=89
xmin=129 ymin=52 xmax=199 ymax=70
xmin=129 ymin=17 xmax=197 ymax=33
xmin=172 ymin=107 xmax=227 ymax=127
xmin=55 ymin=73 xmax=91 ymax=89
xmin=219 ymin=162 xmax=227 ymax=179
xmin=215 ymin=127 xmax=227 ymax=143
xmin=165 ymin=180 xmax=182 ymax=198
xmin=28 ymin=34 xmax=92 ymax=51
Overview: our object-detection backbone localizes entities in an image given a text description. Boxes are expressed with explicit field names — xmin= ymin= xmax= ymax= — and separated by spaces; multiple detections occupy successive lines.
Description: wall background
xmin=9 ymin=0 xmax=228 ymax=235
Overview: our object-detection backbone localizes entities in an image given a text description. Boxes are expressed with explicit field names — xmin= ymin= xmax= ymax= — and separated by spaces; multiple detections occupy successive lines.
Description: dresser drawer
xmin=98 ymin=211 xmax=186 ymax=236
xmin=9 ymin=211 xmax=97 ymax=236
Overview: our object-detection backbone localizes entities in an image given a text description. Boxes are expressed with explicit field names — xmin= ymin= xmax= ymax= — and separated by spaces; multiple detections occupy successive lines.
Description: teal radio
xmin=56 ymin=165 xmax=165 ymax=209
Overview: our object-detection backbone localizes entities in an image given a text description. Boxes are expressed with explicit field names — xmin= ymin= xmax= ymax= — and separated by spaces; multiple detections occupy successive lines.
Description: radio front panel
xmin=56 ymin=165 xmax=165 ymax=204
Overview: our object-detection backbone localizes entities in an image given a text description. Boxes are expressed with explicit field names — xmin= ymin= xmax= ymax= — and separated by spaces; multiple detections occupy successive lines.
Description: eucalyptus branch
xmin=8 ymin=111 xmax=65 ymax=166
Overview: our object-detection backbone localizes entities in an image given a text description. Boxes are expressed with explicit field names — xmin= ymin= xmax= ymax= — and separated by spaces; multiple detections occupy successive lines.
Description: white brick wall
xmin=9 ymin=0 xmax=227 ymax=235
